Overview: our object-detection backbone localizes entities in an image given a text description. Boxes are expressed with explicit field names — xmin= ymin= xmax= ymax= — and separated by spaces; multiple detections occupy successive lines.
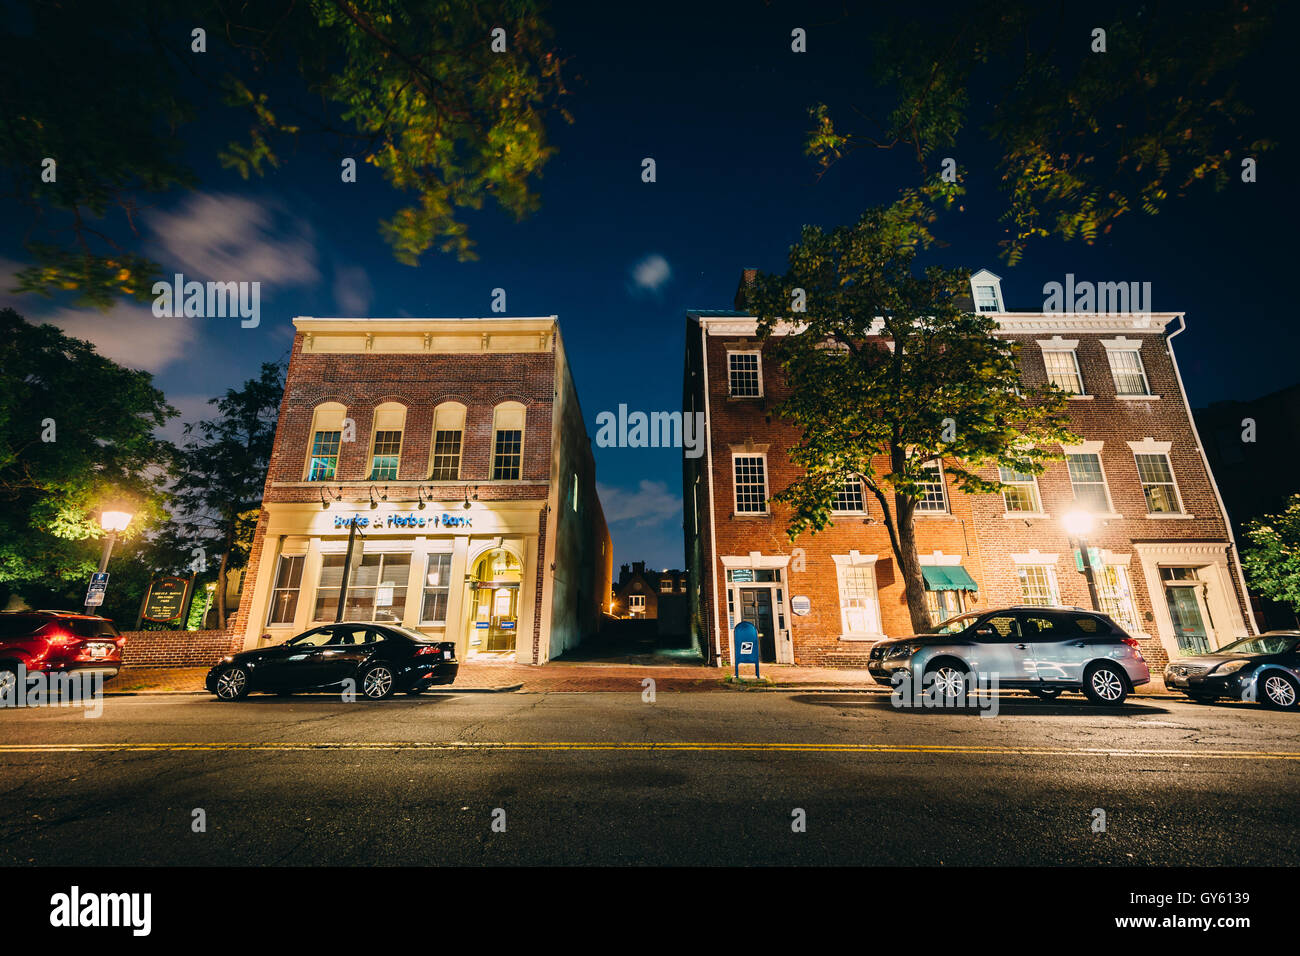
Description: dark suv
xmin=0 ymin=610 xmax=125 ymax=697
xmin=867 ymin=606 xmax=1151 ymax=704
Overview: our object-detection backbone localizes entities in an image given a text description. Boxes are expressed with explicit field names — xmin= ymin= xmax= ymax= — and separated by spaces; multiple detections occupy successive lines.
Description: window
xmin=659 ymin=577 xmax=673 ymax=593
xmin=1107 ymin=349 xmax=1151 ymax=395
xmin=1043 ymin=350 xmax=1084 ymax=394
xmin=728 ymin=352 xmax=761 ymax=397
xmin=998 ymin=466 xmax=1043 ymax=513
xmin=629 ymin=594 xmax=646 ymax=614
xmin=1135 ymin=453 xmax=1181 ymax=513
xmin=420 ymin=553 xmax=452 ymax=624
xmin=369 ymin=430 xmax=402 ymax=481
xmin=571 ymin=472 xmax=579 ymax=512
xmin=1016 ymin=565 xmax=1059 ymax=606
xmin=1066 ymin=453 xmax=1111 ymax=513
xmin=429 ymin=403 xmax=466 ymax=480
xmin=915 ymin=460 xmax=948 ymax=513
xmin=733 ymin=455 xmax=768 ymax=513
xmin=925 ymin=588 xmax=965 ymax=627
xmin=491 ymin=402 xmax=525 ymax=480
xmin=266 ymin=555 xmax=304 ymax=625
xmin=836 ymin=562 xmax=882 ymax=637
xmin=973 ymin=284 xmax=999 ymax=313
xmin=314 ymin=553 xmax=411 ymax=622
xmin=308 ymin=430 xmax=341 ymax=481
xmin=1095 ymin=565 xmax=1138 ymax=632
xmin=832 ymin=476 xmax=866 ymax=513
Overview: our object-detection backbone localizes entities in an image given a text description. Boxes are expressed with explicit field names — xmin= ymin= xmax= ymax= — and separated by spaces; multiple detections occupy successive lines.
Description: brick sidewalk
xmin=108 ymin=662 xmax=1170 ymax=696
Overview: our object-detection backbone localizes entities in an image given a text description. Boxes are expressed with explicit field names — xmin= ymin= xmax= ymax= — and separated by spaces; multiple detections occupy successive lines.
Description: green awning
xmin=922 ymin=565 xmax=978 ymax=591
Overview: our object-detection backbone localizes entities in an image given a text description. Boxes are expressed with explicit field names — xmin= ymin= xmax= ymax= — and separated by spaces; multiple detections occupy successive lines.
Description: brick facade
xmin=120 ymin=630 xmax=241 ymax=668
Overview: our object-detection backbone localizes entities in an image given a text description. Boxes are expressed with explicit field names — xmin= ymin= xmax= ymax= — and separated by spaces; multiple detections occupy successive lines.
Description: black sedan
xmin=206 ymin=623 xmax=458 ymax=701
xmin=1163 ymin=631 xmax=1300 ymax=709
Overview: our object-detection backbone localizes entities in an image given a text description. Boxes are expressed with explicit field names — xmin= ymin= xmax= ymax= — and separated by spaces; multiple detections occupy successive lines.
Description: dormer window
xmin=969 ymin=269 xmax=1005 ymax=314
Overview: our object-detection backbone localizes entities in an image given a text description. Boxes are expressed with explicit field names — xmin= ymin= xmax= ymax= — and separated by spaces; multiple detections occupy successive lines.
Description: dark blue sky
xmin=3 ymin=0 xmax=1293 ymax=571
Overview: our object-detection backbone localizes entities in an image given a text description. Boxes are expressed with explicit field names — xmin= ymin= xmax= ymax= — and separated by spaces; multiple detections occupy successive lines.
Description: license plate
xmin=1169 ymin=676 xmax=1187 ymax=687
xmin=89 ymin=644 xmax=110 ymax=659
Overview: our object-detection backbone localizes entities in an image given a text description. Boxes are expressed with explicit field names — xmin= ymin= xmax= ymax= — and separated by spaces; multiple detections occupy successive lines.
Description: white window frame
xmin=419 ymin=551 xmax=454 ymax=625
xmin=969 ymin=269 xmax=1005 ymax=313
xmin=1103 ymin=340 xmax=1152 ymax=396
xmin=1064 ymin=446 xmax=1115 ymax=515
xmin=1095 ymin=562 xmax=1139 ymax=633
xmin=915 ymin=459 xmax=949 ymax=514
xmin=732 ymin=453 xmax=769 ymax=514
xmin=727 ymin=350 xmax=763 ymax=398
xmin=832 ymin=554 xmax=883 ymax=639
xmin=1015 ymin=564 xmax=1060 ymax=607
xmin=266 ymin=554 xmax=305 ymax=625
xmin=1042 ymin=349 xmax=1085 ymax=395
xmin=998 ymin=465 xmax=1044 ymax=514
xmin=830 ymin=475 xmax=867 ymax=514
xmin=1132 ymin=450 xmax=1183 ymax=515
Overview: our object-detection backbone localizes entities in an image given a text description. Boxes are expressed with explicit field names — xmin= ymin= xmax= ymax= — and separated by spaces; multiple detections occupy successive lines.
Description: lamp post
xmin=1062 ymin=509 xmax=1102 ymax=612
xmin=87 ymin=509 xmax=133 ymax=612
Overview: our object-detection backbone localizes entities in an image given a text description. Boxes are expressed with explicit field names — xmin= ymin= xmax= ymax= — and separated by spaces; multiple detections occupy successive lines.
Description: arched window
xmin=491 ymin=402 xmax=526 ymax=480
xmin=305 ymin=402 xmax=347 ymax=481
xmin=368 ymin=402 xmax=407 ymax=481
xmin=429 ymin=402 xmax=467 ymax=481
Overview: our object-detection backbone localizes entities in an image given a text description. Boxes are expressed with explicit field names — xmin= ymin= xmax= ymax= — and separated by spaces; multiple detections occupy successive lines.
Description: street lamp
xmin=1062 ymin=509 xmax=1102 ymax=612
xmin=87 ymin=507 xmax=134 ymax=612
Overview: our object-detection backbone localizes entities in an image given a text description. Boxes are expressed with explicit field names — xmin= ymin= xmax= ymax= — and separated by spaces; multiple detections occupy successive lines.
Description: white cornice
xmin=294 ymin=315 xmax=557 ymax=333
xmin=695 ymin=312 xmax=1181 ymax=337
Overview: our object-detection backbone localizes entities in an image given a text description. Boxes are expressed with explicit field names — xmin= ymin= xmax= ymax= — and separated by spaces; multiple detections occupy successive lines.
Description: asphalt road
xmin=1 ymin=688 xmax=1297 ymax=865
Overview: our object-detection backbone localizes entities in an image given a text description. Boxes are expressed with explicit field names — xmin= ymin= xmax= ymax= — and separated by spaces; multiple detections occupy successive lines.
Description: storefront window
xmin=1096 ymin=564 xmax=1138 ymax=632
xmin=267 ymin=555 xmax=304 ymax=625
xmin=421 ymin=553 xmax=452 ymax=624
xmin=313 ymin=553 xmax=410 ymax=622
xmin=1016 ymin=565 xmax=1058 ymax=606
xmin=925 ymin=588 xmax=965 ymax=626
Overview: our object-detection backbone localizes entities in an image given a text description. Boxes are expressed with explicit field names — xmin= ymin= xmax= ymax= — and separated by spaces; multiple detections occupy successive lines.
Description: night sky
xmin=2 ymin=0 xmax=1294 ymax=571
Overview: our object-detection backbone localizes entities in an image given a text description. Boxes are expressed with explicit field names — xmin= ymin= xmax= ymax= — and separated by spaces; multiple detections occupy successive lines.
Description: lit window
xmin=629 ymin=594 xmax=646 ymax=615
xmin=915 ymin=460 xmax=948 ymax=513
xmin=266 ymin=555 xmax=304 ymax=625
xmin=308 ymin=431 xmax=341 ymax=481
xmin=314 ymin=553 xmax=411 ymax=622
xmin=733 ymin=455 xmax=768 ymax=513
xmin=1135 ymin=453 xmax=1181 ymax=513
xmin=420 ymin=552 xmax=452 ymax=624
xmin=1107 ymin=349 xmax=1151 ymax=395
xmin=728 ymin=352 xmax=762 ymax=397
xmin=369 ymin=430 xmax=402 ymax=481
xmin=1067 ymin=453 xmax=1111 ymax=513
xmin=836 ymin=562 xmax=882 ymax=636
xmin=493 ymin=430 xmax=522 ymax=480
xmin=1016 ymin=565 xmax=1059 ymax=606
xmin=925 ymin=588 xmax=965 ymax=627
xmin=832 ymin=476 xmax=865 ymax=513
xmin=430 ymin=431 xmax=462 ymax=481
xmin=1043 ymin=350 xmax=1084 ymax=394
xmin=998 ymin=466 xmax=1042 ymax=513
xmin=1095 ymin=564 xmax=1138 ymax=632
xmin=973 ymin=284 xmax=999 ymax=313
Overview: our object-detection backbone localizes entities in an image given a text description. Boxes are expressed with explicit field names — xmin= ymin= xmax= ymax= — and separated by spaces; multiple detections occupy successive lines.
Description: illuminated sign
xmin=332 ymin=512 xmax=472 ymax=531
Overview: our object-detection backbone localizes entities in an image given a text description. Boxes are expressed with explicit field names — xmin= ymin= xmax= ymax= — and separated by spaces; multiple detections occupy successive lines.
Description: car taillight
xmin=1121 ymin=637 xmax=1140 ymax=648
xmin=415 ymin=645 xmax=439 ymax=656
xmin=44 ymin=630 xmax=77 ymax=646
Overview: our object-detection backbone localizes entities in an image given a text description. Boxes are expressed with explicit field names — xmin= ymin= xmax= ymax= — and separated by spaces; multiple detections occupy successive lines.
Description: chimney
xmin=632 ymin=560 xmax=646 ymax=577
xmin=734 ymin=268 xmax=757 ymax=311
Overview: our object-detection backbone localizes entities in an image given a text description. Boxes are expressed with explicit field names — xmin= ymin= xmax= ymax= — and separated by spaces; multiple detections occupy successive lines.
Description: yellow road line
xmin=0 ymin=741 xmax=1298 ymax=759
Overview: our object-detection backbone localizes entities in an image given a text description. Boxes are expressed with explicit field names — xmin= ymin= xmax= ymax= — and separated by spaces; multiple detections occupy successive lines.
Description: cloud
xmin=157 ymin=392 xmax=220 ymax=444
xmin=332 ymin=264 xmax=373 ymax=315
xmin=629 ymin=253 xmax=671 ymax=293
xmin=596 ymin=479 xmax=681 ymax=527
xmin=46 ymin=302 xmax=199 ymax=373
xmin=149 ymin=192 xmax=320 ymax=287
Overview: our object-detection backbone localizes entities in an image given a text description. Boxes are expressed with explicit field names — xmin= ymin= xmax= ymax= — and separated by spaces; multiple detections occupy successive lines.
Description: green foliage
xmin=746 ymin=203 xmax=1077 ymax=630
xmin=1242 ymin=495 xmax=1300 ymax=611
xmin=805 ymin=0 xmax=1276 ymax=264
xmin=0 ymin=308 xmax=176 ymax=602
xmin=3 ymin=0 xmax=568 ymax=306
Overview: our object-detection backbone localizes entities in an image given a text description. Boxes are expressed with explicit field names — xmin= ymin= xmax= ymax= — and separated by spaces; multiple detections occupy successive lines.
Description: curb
xmin=104 ymin=683 xmax=524 ymax=698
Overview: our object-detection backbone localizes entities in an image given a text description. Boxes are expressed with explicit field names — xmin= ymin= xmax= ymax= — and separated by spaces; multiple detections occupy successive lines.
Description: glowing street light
xmin=85 ymin=506 xmax=134 ymax=612
xmin=1061 ymin=509 xmax=1101 ymax=611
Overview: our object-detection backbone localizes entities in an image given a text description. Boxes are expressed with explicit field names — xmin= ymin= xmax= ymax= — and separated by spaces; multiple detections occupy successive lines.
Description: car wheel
xmin=1028 ymin=687 xmax=1062 ymax=699
xmin=924 ymin=662 xmax=970 ymax=701
xmin=361 ymin=663 xmax=396 ymax=700
xmin=1083 ymin=662 xmax=1128 ymax=705
xmin=214 ymin=665 xmax=251 ymax=701
xmin=1258 ymin=672 xmax=1299 ymax=710
xmin=0 ymin=666 xmax=18 ymax=701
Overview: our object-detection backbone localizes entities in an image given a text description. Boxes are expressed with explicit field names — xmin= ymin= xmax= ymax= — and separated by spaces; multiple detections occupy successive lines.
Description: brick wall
xmin=120 ymin=630 xmax=242 ymax=668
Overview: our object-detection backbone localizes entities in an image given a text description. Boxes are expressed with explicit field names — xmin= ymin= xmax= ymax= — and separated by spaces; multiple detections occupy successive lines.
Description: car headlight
xmin=1214 ymin=659 xmax=1249 ymax=675
xmin=886 ymin=643 xmax=917 ymax=659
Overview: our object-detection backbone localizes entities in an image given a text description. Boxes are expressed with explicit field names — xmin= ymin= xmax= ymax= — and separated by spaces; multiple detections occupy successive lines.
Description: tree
xmin=2 ymin=0 xmax=569 ymax=307
xmin=805 ymin=0 xmax=1277 ymax=264
xmin=746 ymin=204 xmax=1078 ymax=634
xmin=165 ymin=362 xmax=284 ymax=630
xmin=1241 ymin=495 xmax=1300 ymax=612
xmin=0 ymin=308 xmax=175 ymax=604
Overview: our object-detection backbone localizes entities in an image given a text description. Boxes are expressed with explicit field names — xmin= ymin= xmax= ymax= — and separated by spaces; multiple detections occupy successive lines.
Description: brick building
xmin=231 ymin=315 xmax=611 ymax=663
xmin=610 ymin=562 xmax=689 ymax=635
xmin=684 ymin=270 xmax=1255 ymax=669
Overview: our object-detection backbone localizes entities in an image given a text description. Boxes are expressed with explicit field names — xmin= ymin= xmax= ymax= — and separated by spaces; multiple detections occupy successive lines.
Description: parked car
xmin=1164 ymin=631 xmax=1300 ymax=709
xmin=205 ymin=623 xmax=458 ymax=701
xmin=867 ymin=606 xmax=1150 ymax=705
xmin=0 ymin=610 xmax=125 ymax=697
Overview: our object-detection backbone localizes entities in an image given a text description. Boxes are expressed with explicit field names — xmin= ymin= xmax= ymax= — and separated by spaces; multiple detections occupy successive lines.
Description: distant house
xmin=611 ymin=561 xmax=688 ymax=635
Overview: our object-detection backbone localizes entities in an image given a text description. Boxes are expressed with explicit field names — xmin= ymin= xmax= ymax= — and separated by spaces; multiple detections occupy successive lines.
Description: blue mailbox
xmin=733 ymin=620 xmax=760 ymax=678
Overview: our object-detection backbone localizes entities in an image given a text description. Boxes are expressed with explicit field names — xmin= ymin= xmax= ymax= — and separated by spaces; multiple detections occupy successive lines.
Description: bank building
xmin=231 ymin=315 xmax=612 ymax=663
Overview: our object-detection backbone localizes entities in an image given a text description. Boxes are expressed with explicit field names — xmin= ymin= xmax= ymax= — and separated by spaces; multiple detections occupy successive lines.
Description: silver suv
xmin=867 ymin=607 xmax=1151 ymax=705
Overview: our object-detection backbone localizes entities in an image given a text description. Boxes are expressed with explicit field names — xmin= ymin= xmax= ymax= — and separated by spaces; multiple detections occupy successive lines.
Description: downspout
xmin=701 ymin=319 xmax=724 ymax=665
xmin=1166 ymin=313 xmax=1259 ymax=635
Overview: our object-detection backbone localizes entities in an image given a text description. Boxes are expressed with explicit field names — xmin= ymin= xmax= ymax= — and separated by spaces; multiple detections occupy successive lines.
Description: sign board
xmin=143 ymin=576 xmax=189 ymax=623
xmin=84 ymin=572 xmax=109 ymax=608
xmin=331 ymin=512 xmax=473 ymax=532
xmin=1073 ymin=547 xmax=1102 ymax=572
xmin=791 ymin=595 xmax=811 ymax=616
xmin=733 ymin=620 xmax=760 ymax=679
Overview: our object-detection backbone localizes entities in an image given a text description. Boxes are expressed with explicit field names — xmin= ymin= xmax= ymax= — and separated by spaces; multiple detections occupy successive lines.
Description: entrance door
xmin=739 ymin=588 xmax=777 ymax=662
xmin=1166 ymin=585 xmax=1211 ymax=655
xmin=469 ymin=549 xmax=522 ymax=654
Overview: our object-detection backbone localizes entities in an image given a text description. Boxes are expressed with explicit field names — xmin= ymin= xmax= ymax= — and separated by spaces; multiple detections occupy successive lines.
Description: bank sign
xmin=333 ymin=512 xmax=473 ymax=531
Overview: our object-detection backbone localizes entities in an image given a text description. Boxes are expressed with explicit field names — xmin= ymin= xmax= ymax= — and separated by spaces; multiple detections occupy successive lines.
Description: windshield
xmin=1213 ymin=635 xmax=1298 ymax=656
xmin=933 ymin=612 xmax=982 ymax=635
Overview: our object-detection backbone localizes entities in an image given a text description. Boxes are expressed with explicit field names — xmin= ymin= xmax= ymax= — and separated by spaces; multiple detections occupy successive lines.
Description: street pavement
xmin=1 ymin=688 xmax=1296 ymax=865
